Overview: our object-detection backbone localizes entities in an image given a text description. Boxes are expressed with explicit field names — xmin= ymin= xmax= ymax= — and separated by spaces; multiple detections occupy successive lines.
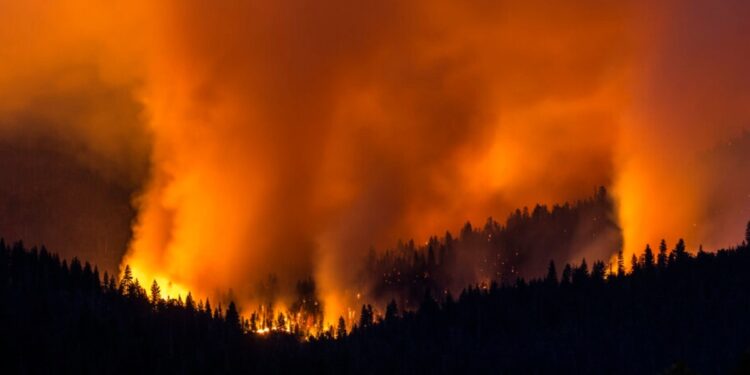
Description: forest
xmin=363 ymin=187 xmax=620 ymax=311
xmin=3 ymin=210 xmax=750 ymax=373
xmin=2 ymin=0 xmax=749 ymax=373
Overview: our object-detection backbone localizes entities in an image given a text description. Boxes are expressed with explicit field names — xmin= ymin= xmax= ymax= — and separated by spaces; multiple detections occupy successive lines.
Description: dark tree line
xmin=4 ymin=220 xmax=750 ymax=373
xmin=0 ymin=240 xmax=301 ymax=373
xmin=341 ymin=235 xmax=750 ymax=374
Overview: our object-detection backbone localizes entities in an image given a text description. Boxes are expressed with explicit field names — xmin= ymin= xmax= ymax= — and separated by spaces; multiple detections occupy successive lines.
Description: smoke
xmin=0 ymin=1 xmax=151 ymax=270
xmin=125 ymin=0 xmax=636 ymax=319
xmin=615 ymin=0 xmax=750 ymax=260
xmin=0 ymin=0 xmax=748 ymax=321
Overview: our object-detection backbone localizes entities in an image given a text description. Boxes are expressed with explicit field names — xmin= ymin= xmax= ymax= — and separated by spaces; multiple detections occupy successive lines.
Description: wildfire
xmin=128 ymin=265 xmax=191 ymax=300
xmin=0 ymin=0 xmax=747 ymax=333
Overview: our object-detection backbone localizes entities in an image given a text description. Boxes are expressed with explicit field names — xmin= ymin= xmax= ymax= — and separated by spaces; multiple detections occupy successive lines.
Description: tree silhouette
xmin=545 ymin=260 xmax=558 ymax=285
xmin=226 ymin=301 xmax=240 ymax=331
xmin=204 ymin=298 xmax=213 ymax=320
xmin=591 ymin=261 xmax=606 ymax=281
xmin=185 ymin=292 xmax=195 ymax=312
xmin=359 ymin=304 xmax=374 ymax=329
xmin=617 ymin=249 xmax=625 ymax=276
xmin=276 ymin=312 xmax=286 ymax=330
xmin=643 ymin=244 xmax=655 ymax=270
xmin=561 ymin=264 xmax=572 ymax=285
xmin=119 ymin=264 xmax=133 ymax=293
xmin=250 ymin=312 xmax=258 ymax=332
xmin=150 ymin=279 xmax=161 ymax=305
xmin=336 ymin=316 xmax=347 ymax=338
xmin=631 ymin=254 xmax=640 ymax=273
xmin=658 ymin=239 xmax=668 ymax=269
xmin=673 ymin=239 xmax=687 ymax=263
xmin=572 ymin=258 xmax=589 ymax=284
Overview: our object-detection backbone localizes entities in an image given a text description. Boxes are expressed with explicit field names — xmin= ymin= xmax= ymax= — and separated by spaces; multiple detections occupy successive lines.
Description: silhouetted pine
xmin=658 ymin=239 xmax=669 ymax=269
xmin=545 ymin=260 xmax=557 ymax=286
xmin=643 ymin=244 xmax=655 ymax=270
xmin=150 ymin=279 xmax=161 ymax=305
xmin=336 ymin=317 xmax=347 ymax=339
xmin=617 ymin=249 xmax=625 ymax=276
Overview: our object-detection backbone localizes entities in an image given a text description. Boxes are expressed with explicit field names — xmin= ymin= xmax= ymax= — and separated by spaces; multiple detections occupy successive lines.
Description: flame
xmin=130 ymin=265 xmax=191 ymax=301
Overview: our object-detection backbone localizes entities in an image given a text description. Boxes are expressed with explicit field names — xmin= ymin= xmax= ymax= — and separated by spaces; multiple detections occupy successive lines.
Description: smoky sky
xmin=0 ymin=0 xmax=749 ymax=319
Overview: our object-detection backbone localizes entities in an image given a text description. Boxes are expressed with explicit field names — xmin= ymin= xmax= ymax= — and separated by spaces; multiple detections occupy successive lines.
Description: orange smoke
xmin=615 ymin=0 xmax=750 ymax=262
xmin=1 ymin=1 xmax=749 ymax=323
xmin=126 ymin=1 xmax=637 ymax=319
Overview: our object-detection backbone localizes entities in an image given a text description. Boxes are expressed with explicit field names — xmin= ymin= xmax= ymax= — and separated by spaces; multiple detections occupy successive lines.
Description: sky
xmin=0 ymin=0 xmax=748 ymax=320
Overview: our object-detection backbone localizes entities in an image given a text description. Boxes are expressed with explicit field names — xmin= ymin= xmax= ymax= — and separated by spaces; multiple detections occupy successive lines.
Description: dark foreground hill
xmin=3 ymin=232 xmax=750 ymax=373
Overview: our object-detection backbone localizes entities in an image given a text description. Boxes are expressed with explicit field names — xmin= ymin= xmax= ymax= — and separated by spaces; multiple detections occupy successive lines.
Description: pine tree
xmin=276 ymin=312 xmax=286 ymax=330
xmin=108 ymin=275 xmax=117 ymax=292
xmin=119 ymin=265 xmax=133 ymax=294
xmin=359 ymin=304 xmax=374 ymax=329
xmin=226 ymin=302 xmax=241 ymax=332
xmin=631 ymin=254 xmax=641 ymax=273
xmin=150 ymin=280 xmax=161 ymax=305
xmin=591 ymin=261 xmax=606 ymax=281
xmin=674 ymin=238 xmax=687 ymax=263
xmin=658 ymin=239 xmax=668 ymax=269
xmin=129 ymin=279 xmax=147 ymax=301
xmin=643 ymin=245 xmax=655 ymax=270
xmin=546 ymin=260 xmax=558 ymax=285
xmin=336 ymin=316 xmax=347 ymax=338
xmin=617 ymin=250 xmax=625 ymax=276
xmin=250 ymin=312 xmax=258 ymax=332
xmin=572 ymin=258 xmax=589 ymax=284
xmin=561 ymin=264 xmax=572 ymax=285
xmin=204 ymin=298 xmax=213 ymax=319
xmin=185 ymin=292 xmax=195 ymax=311
xmin=745 ymin=220 xmax=750 ymax=245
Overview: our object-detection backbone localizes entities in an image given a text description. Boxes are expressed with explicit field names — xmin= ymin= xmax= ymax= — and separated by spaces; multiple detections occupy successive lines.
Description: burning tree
xmin=290 ymin=277 xmax=324 ymax=333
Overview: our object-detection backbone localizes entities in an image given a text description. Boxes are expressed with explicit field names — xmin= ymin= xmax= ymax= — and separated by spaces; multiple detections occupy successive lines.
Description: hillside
xmin=3 ymin=226 xmax=750 ymax=373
